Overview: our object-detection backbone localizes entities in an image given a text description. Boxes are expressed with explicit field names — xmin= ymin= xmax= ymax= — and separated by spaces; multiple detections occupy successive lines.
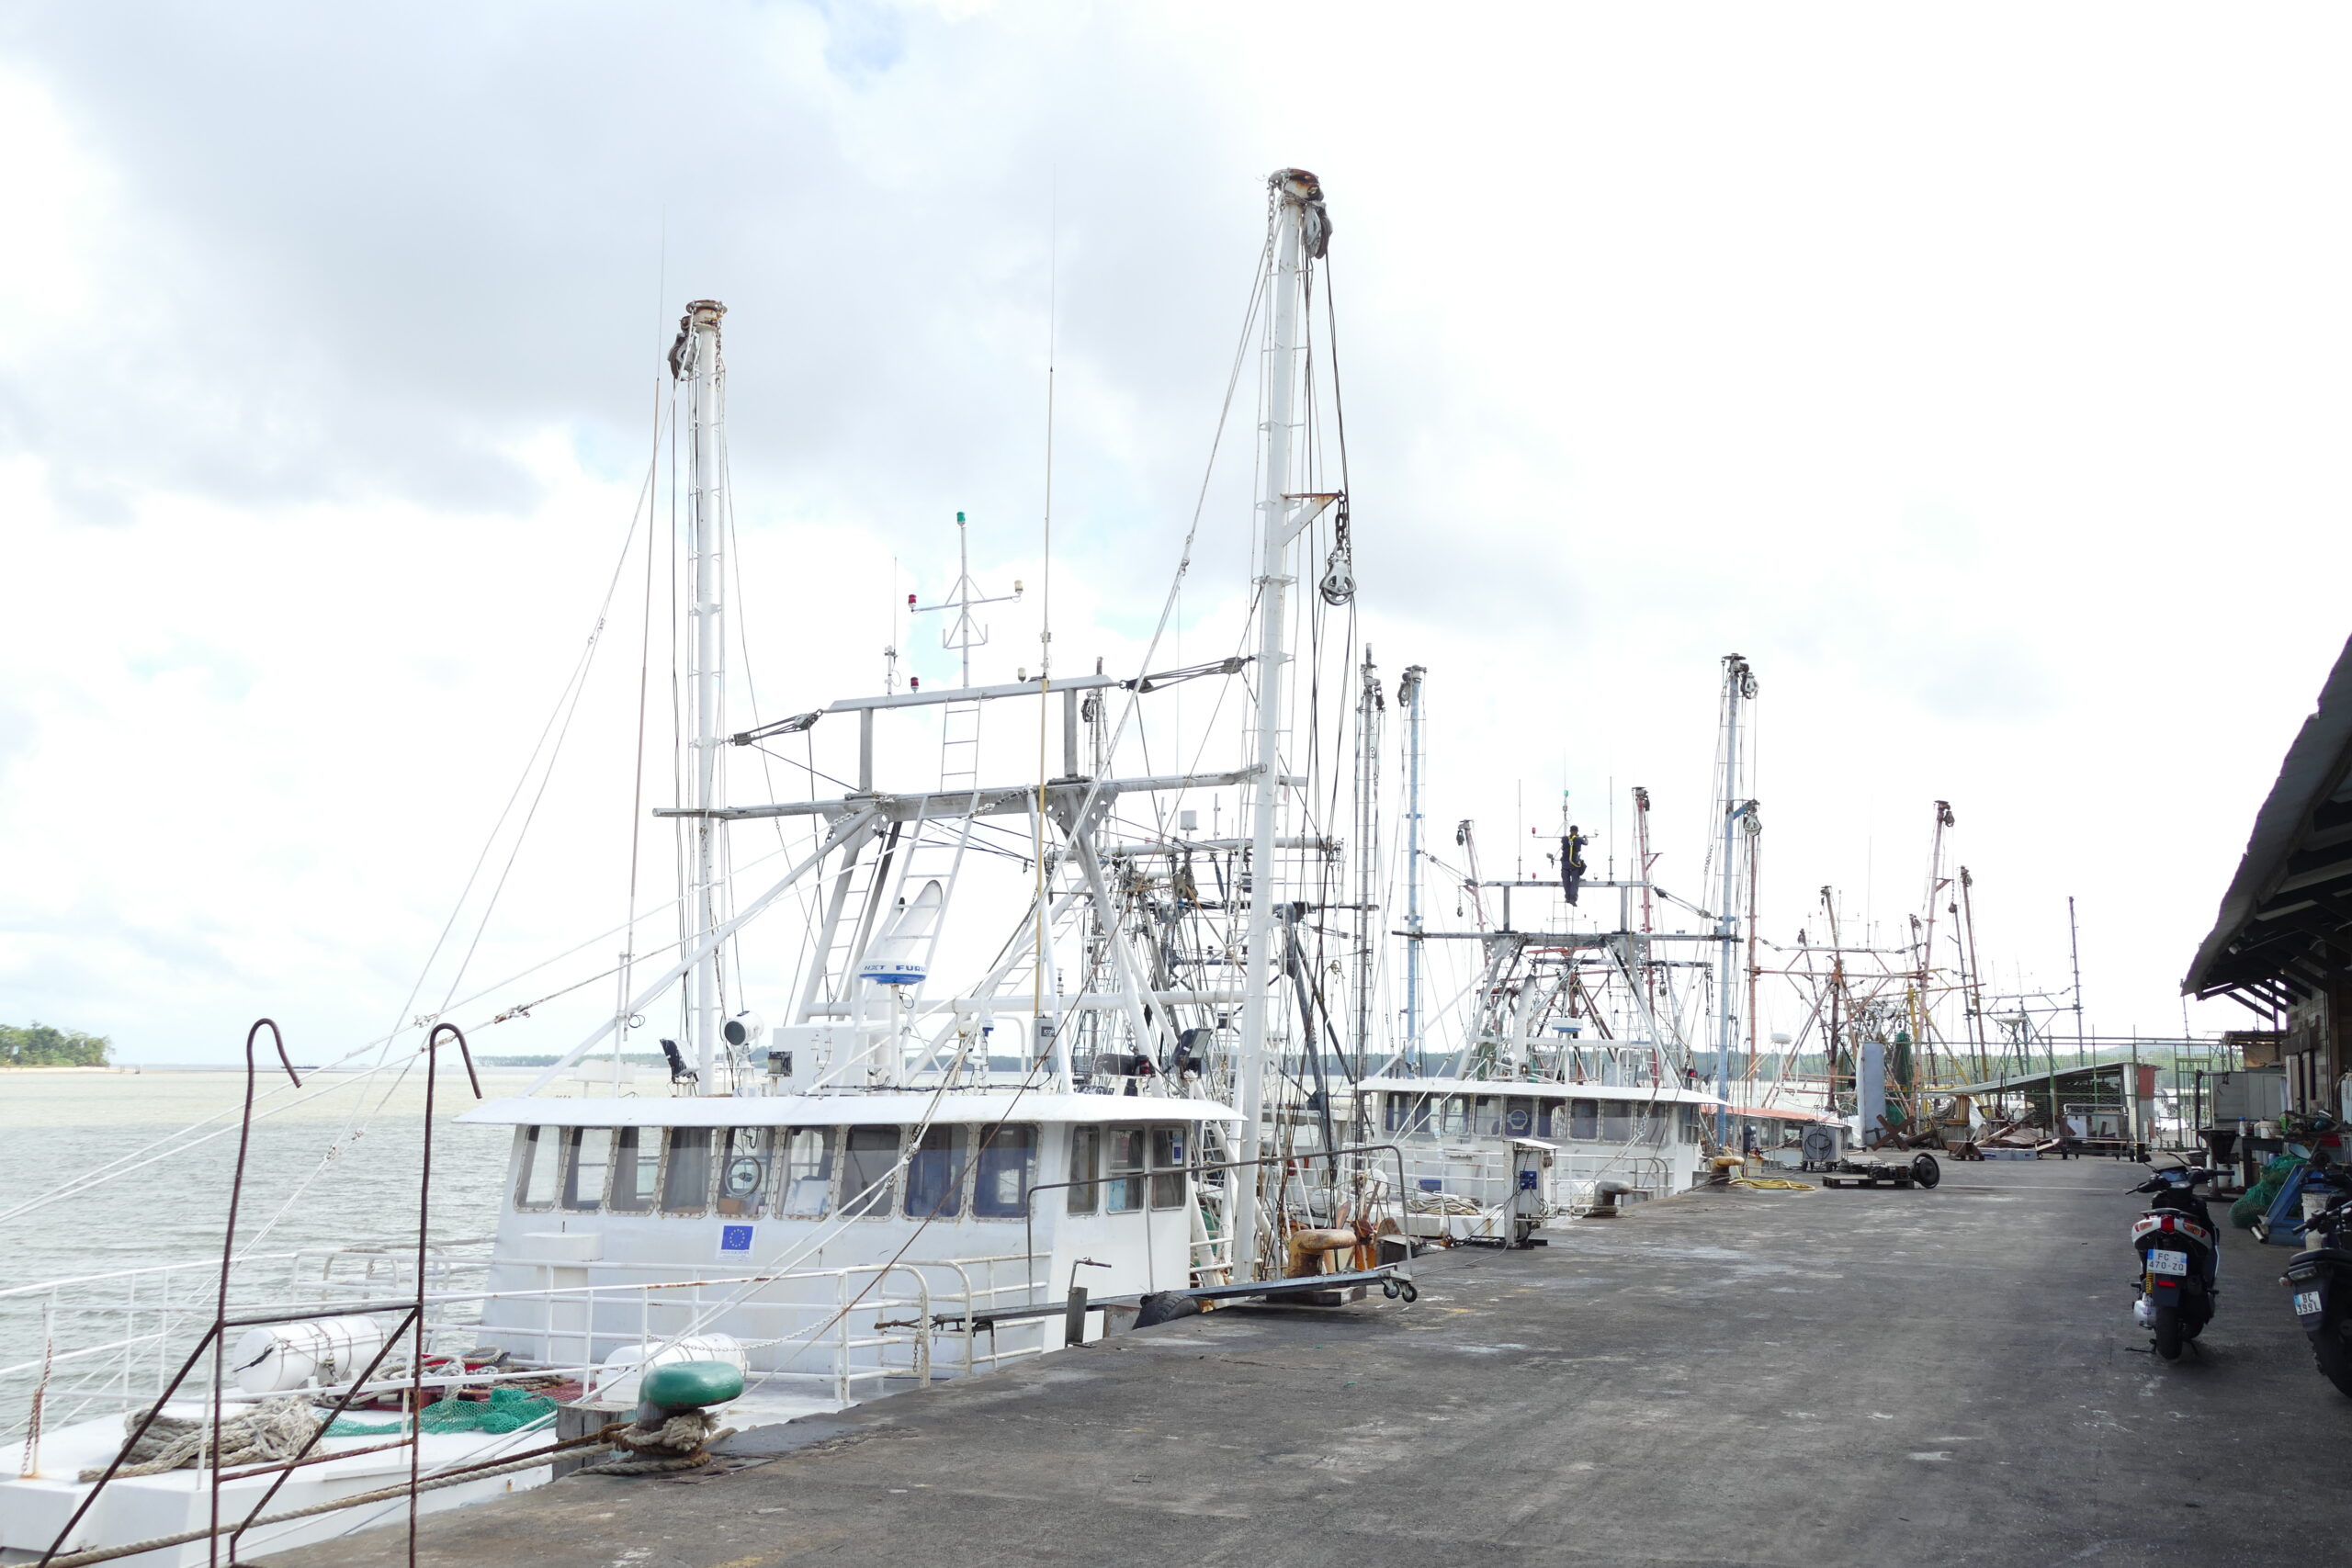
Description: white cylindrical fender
xmin=230 ymin=1315 xmax=390 ymax=1394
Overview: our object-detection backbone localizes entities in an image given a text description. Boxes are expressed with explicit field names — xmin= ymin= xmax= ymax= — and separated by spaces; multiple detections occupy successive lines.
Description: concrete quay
xmin=275 ymin=1160 xmax=2348 ymax=1568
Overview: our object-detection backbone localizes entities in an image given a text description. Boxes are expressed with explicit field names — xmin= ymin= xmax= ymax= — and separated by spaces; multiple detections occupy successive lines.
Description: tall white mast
xmin=1351 ymin=646 xmax=1383 ymax=1089
xmin=1713 ymin=653 xmax=1754 ymax=1138
xmin=1399 ymin=664 xmax=1426 ymax=1070
xmin=1233 ymin=170 xmax=1329 ymax=1279
xmin=683 ymin=299 xmax=729 ymax=1092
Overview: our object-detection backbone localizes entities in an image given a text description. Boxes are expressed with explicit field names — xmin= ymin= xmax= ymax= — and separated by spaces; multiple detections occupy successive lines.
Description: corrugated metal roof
xmin=1942 ymin=1062 xmax=2134 ymax=1097
xmin=2182 ymin=633 xmax=2352 ymax=1001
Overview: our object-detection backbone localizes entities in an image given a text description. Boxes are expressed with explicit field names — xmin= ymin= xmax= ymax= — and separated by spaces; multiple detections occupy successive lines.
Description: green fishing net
xmin=327 ymin=1385 xmax=558 ymax=1437
xmin=2229 ymin=1154 xmax=2305 ymax=1230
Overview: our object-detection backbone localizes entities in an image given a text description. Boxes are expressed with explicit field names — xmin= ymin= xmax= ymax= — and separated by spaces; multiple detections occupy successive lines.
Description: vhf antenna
xmin=910 ymin=512 xmax=1024 ymax=688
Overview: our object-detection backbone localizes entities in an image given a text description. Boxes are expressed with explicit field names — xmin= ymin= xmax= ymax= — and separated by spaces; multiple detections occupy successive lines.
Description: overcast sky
xmin=5 ymin=3 xmax=2350 ymax=1065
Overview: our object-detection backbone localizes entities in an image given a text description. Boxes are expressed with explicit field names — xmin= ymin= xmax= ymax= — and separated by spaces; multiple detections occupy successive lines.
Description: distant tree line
xmin=476 ymin=1054 xmax=674 ymax=1068
xmin=1 ymin=1023 xmax=114 ymax=1066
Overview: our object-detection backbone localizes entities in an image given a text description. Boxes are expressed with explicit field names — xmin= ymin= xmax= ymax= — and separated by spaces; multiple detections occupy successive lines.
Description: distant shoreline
xmin=0 ymin=1065 xmax=136 ymax=1074
xmin=0 ymin=1066 xmax=538 ymax=1081
xmin=0 ymin=1065 xmax=539 ymax=1075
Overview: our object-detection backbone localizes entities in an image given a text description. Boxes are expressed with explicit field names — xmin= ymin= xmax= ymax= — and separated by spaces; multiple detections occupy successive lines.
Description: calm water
xmin=0 ymin=1067 xmax=540 ymax=1420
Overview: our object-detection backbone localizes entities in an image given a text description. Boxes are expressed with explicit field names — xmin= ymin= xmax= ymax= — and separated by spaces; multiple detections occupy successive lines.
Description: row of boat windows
xmin=1733 ymin=1118 xmax=1806 ymax=1150
xmin=511 ymin=1123 xmax=1193 ymax=1221
xmin=1378 ymin=1094 xmax=1695 ymax=1145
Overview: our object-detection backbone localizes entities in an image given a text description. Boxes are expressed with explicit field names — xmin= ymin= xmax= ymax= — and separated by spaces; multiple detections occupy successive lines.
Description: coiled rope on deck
xmin=79 ymin=1396 xmax=319 ymax=1480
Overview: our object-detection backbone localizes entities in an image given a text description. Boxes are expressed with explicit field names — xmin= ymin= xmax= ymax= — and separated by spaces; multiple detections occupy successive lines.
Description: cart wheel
xmin=1911 ymin=1153 xmax=1942 ymax=1190
xmin=1397 ymin=1280 xmax=1419 ymax=1303
xmin=1382 ymin=1277 xmax=1401 ymax=1299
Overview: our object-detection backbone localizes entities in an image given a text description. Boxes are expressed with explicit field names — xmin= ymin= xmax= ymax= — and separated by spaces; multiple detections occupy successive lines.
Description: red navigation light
xmin=910 ymin=676 xmax=920 ymax=690
xmin=908 ymin=592 xmax=918 ymax=607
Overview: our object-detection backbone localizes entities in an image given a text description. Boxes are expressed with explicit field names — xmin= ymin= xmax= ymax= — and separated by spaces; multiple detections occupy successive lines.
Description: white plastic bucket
xmin=586 ymin=1334 xmax=747 ymax=1406
xmin=230 ymin=1315 xmax=389 ymax=1394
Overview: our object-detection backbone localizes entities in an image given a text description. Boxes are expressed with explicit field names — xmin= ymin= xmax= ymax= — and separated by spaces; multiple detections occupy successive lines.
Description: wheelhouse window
xmin=1149 ymin=1125 xmax=1187 ymax=1210
xmin=904 ymin=1126 xmax=967 ymax=1220
xmin=1438 ymin=1096 xmax=1473 ymax=1140
xmin=662 ymin=1128 xmax=714 ymax=1214
xmin=514 ymin=1127 xmax=560 ymax=1210
xmin=716 ymin=1129 xmax=771 ymax=1218
xmin=1067 ymin=1126 xmax=1100 ymax=1215
xmin=840 ymin=1126 xmax=899 ymax=1217
xmin=1501 ymin=1098 xmax=1541 ymax=1139
xmin=973 ymin=1123 xmax=1038 ymax=1219
xmin=1384 ymin=1095 xmax=1433 ymax=1138
xmin=1569 ymin=1100 xmax=1598 ymax=1140
xmin=562 ymin=1128 xmax=614 ymax=1211
xmin=609 ymin=1128 xmax=660 ymax=1213
xmin=1600 ymin=1102 xmax=1634 ymax=1142
xmin=776 ymin=1128 xmax=834 ymax=1218
xmin=1105 ymin=1127 xmax=1147 ymax=1213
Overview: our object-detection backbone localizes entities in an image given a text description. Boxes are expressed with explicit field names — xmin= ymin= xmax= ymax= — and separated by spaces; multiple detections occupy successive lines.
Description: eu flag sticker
xmin=719 ymin=1224 xmax=754 ymax=1255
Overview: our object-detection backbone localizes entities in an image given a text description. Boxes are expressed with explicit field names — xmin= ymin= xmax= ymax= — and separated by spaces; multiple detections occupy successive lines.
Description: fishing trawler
xmin=1 ymin=169 xmax=1412 ymax=1567
xmin=1360 ymin=659 xmax=1837 ymax=1237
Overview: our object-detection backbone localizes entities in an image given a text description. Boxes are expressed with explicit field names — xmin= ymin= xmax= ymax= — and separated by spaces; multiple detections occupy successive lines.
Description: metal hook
xmin=425 ymin=1021 xmax=482 ymax=1100
xmin=248 ymin=1016 xmax=302 ymax=1089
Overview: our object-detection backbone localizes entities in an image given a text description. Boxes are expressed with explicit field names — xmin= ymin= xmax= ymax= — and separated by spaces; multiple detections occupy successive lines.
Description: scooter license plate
xmin=2145 ymin=1249 xmax=2189 ymax=1276
xmin=2295 ymin=1289 xmax=2324 ymax=1319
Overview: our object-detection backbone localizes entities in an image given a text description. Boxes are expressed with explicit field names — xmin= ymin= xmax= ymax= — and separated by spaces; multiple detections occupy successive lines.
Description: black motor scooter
xmin=2129 ymin=1165 xmax=2221 ymax=1361
xmin=2280 ymin=1174 xmax=2352 ymax=1396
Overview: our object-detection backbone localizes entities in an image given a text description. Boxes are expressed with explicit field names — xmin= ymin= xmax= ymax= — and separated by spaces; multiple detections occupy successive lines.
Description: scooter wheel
xmin=2317 ymin=1325 xmax=2352 ymax=1397
xmin=1911 ymin=1153 xmax=1942 ymax=1190
xmin=2154 ymin=1303 xmax=2184 ymax=1361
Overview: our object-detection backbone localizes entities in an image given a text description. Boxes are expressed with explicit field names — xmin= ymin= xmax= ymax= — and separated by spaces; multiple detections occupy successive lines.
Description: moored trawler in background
xmin=1367 ymin=1073 xmax=1722 ymax=1238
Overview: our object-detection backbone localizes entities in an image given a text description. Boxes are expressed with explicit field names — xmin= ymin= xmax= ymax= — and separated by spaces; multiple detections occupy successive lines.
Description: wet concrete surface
xmin=271 ymin=1159 xmax=2349 ymax=1567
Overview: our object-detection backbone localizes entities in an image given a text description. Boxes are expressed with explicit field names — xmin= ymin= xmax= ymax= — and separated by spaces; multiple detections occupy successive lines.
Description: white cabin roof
xmin=459 ymin=1090 xmax=1243 ymax=1128
xmin=1361 ymin=1076 xmax=1726 ymax=1108
xmin=1725 ymin=1102 xmax=1841 ymax=1123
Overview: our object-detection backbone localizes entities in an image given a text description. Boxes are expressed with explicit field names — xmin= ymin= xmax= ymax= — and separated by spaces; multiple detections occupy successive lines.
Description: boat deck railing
xmin=0 ymin=1240 xmax=495 ymax=1449
xmin=478 ymin=1248 xmax=1049 ymax=1404
xmin=1395 ymin=1144 xmax=1679 ymax=1220
xmin=0 ymin=1243 xmax=1044 ymax=1450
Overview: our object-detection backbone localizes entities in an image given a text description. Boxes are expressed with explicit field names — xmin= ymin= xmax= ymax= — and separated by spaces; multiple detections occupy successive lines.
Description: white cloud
xmin=4 ymin=3 xmax=2349 ymax=1060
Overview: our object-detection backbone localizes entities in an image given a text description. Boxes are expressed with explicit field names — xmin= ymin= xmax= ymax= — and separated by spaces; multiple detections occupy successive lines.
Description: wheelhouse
xmin=463 ymin=1092 xmax=1238 ymax=1416
xmin=1363 ymin=1077 xmax=1728 ymax=1228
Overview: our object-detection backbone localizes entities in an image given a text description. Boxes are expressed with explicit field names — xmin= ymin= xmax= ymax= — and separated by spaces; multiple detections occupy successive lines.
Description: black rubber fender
xmin=1135 ymin=1291 xmax=1204 ymax=1328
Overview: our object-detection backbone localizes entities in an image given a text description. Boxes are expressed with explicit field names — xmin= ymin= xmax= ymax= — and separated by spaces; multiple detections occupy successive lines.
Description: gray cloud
xmin=0 ymin=1 xmax=1270 ymax=579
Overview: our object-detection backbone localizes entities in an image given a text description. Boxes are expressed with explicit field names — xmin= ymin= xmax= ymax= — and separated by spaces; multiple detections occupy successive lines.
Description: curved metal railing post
xmin=36 ymin=1021 xmax=300 ymax=1568
xmin=402 ymin=1023 xmax=481 ymax=1568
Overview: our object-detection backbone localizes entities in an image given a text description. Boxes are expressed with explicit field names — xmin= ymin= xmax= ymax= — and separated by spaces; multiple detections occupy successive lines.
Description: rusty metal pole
xmin=409 ymin=1024 xmax=481 ymax=1568
xmin=210 ymin=1021 xmax=300 ymax=1568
